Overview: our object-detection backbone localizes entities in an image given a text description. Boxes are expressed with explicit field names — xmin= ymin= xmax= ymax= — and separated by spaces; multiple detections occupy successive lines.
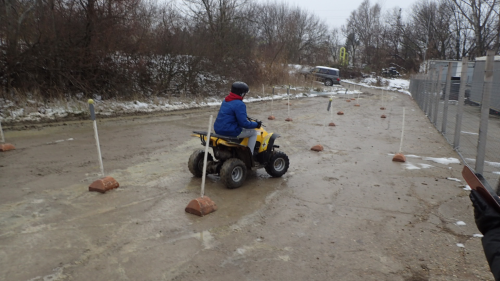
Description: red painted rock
xmin=328 ymin=122 xmax=336 ymax=126
xmin=311 ymin=144 xmax=324 ymax=152
xmin=381 ymin=114 xmax=386 ymax=118
xmin=0 ymin=143 xmax=15 ymax=152
xmin=89 ymin=176 xmax=119 ymax=193
xmin=285 ymin=117 xmax=293 ymax=122
xmin=351 ymin=98 xmax=356 ymax=100
xmin=346 ymin=99 xmax=351 ymax=102
xmin=337 ymin=111 xmax=344 ymax=115
xmin=392 ymin=153 xmax=406 ymax=162
xmin=268 ymin=115 xmax=275 ymax=120
xmin=380 ymin=107 xmax=386 ymax=110
xmin=354 ymin=104 xmax=360 ymax=107
xmin=185 ymin=196 xmax=217 ymax=216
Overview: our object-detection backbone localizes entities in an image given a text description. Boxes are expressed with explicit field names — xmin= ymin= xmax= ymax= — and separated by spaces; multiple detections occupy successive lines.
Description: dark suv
xmin=308 ymin=66 xmax=341 ymax=86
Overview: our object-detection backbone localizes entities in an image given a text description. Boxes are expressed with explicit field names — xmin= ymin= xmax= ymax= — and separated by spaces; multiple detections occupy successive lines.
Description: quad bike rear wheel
xmin=265 ymin=151 xmax=289 ymax=177
xmin=188 ymin=150 xmax=213 ymax=177
xmin=220 ymin=158 xmax=247 ymax=189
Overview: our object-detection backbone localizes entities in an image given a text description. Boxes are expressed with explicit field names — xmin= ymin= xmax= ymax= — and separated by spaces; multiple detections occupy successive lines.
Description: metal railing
xmin=410 ymin=51 xmax=500 ymax=189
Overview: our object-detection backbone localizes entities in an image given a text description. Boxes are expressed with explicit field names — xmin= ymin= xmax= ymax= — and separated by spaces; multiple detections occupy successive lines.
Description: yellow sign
xmin=339 ymin=47 xmax=348 ymax=66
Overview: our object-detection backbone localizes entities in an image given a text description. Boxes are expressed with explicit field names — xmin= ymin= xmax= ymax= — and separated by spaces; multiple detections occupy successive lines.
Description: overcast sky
xmin=257 ymin=0 xmax=415 ymax=29
xmin=169 ymin=0 xmax=415 ymax=30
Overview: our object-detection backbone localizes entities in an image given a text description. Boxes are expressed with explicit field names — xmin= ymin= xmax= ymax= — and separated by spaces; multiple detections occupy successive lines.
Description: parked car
xmin=382 ymin=67 xmax=401 ymax=77
xmin=305 ymin=66 xmax=341 ymax=86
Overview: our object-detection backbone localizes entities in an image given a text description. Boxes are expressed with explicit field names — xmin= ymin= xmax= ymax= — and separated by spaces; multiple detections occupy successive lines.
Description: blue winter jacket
xmin=214 ymin=99 xmax=258 ymax=136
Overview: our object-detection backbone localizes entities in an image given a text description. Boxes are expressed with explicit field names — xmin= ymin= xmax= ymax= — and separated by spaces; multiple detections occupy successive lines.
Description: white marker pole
xmin=330 ymin=98 xmax=333 ymax=122
xmin=0 ymin=121 xmax=4 ymax=143
xmin=201 ymin=115 xmax=213 ymax=198
xmin=271 ymin=87 xmax=274 ymax=116
xmin=399 ymin=107 xmax=406 ymax=153
xmin=382 ymin=89 xmax=385 ymax=108
xmin=323 ymin=97 xmax=333 ymax=133
xmin=88 ymin=100 xmax=104 ymax=177
xmin=287 ymin=86 xmax=290 ymax=117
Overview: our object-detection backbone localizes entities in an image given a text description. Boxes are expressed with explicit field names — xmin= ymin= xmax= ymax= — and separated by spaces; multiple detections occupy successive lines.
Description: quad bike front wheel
xmin=188 ymin=150 xmax=213 ymax=177
xmin=265 ymin=151 xmax=290 ymax=177
xmin=220 ymin=158 xmax=247 ymax=189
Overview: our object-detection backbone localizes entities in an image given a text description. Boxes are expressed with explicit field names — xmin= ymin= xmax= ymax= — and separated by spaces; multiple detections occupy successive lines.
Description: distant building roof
xmin=475 ymin=55 xmax=500 ymax=61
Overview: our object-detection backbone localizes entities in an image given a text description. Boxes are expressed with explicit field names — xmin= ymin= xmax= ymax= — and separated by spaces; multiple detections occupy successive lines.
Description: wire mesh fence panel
xmin=433 ymin=83 xmax=445 ymax=129
xmin=481 ymin=79 xmax=500 ymax=184
xmin=410 ymin=67 xmax=500 ymax=189
xmin=484 ymin=112 xmax=500 ymax=184
xmin=457 ymin=104 xmax=482 ymax=163
xmin=442 ymin=100 xmax=459 ymax=145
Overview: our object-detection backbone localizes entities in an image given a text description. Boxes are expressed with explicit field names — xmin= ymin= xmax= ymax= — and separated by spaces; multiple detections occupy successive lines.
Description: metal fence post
xmin=424 ymin=75 xmax=429 ymax=112
xmin=415 ymin=77 xmax=423 ymax=109
xmin=418 ymin=78 xmax=424 ymax=109
xmin=411 ymin=78 xmax=416 ymax=105
xmin=410 ymin=78 xmax=416 ymax=103
xmin=426 ymin=72 xmax=434 ymax=117
xmin=453 ymin=57 xmax=468 ymax=150
xmin=475 ymin=50 xmax=495 ymax=174
xmin=429 ymin=69 xmax=438 ymax=120
xmin=442 ymin=62 xmax=453 ymax=134
xmin=422 ymin=77 xmax=426 ymax=110
xmin=420 ymin=78 xmax=425 ymax=110
xmin=433 ymin=67 xmax=443 ymax=126
xmin=417 ymin=77 xmax=423 ymax=109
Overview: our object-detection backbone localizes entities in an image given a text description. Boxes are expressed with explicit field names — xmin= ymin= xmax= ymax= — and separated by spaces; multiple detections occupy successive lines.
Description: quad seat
xmin=193 ymin=131 xmax=244 ymax=144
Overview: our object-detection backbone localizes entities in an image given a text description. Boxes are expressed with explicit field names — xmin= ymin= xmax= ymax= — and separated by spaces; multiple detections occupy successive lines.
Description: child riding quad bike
xmin=189 ymin=117 xmax=290 ymax=188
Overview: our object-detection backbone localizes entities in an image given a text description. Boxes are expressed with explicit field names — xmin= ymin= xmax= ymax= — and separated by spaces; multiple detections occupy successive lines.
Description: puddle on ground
xmin=108 ymin=138 xmax=200 ymax=189
xmin=168 ymin=230 xmax=215 ymax=250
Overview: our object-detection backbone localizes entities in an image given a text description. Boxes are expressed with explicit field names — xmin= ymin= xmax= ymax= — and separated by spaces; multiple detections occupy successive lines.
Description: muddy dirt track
xmin=0 ymin=87 xmax=494 ymax=280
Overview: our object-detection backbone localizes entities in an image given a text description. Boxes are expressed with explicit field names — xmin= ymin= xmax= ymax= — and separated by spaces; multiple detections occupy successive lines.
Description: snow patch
xmin=406 ymin=154 xmax=421 ymax=158
xmin=404 ymin=163 xmax=420 ymax=170
xmin=465 ymin=159 xmax=500 ymax=169
xmin=486 ymin=161 xmax=500 ymax=168
xmin=446 ymin=177 xmax=461 ymax=182
xmin=1 ymin=89 xmax=348 ymax=123
xmin=455 ymin=221 xmax=466 ymax=226
xmin=461 ymin=131 xmax=478 ymax=135
xmin=343 ymin=78 xmax=410 ymax=94
xmin=423 ymin=157 xmax=460 ymax=165
xmin=463 ymin=185 xmax=472 ymax=191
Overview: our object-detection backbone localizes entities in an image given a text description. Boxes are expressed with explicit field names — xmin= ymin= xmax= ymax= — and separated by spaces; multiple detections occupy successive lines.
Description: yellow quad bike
xmin=188 ymin=117 xmax=290 ymax=189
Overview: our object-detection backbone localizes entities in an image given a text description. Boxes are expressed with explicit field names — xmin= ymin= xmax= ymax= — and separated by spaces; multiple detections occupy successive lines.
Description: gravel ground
xmin=0 ymin=87 xmax=494 ymax=281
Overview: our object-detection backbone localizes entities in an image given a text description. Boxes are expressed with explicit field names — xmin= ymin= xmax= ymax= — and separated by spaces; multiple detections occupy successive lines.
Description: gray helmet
xmin=231 ymin=82 xmax=249 ymax=97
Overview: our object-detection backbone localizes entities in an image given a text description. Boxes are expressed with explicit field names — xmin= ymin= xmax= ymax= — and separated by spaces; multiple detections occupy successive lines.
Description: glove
xmin=256 ymin=121 xmax=262 ymax=129
xmin=470 ymin=190 xmax=500 ymax=235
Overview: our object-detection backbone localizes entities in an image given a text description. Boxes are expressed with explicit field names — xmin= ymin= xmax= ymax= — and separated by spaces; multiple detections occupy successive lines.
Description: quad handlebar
xmin=247 ymin=116 xmax=264 ymax=128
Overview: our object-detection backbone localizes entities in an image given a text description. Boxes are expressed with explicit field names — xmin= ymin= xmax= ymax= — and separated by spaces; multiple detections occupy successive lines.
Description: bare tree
xmin=344 ymin=0 xmax=383 ymax=68
xmin=449 ymin=0 xmax=498 ymax=57
xmin=329 ymin=28 xmax=342 ymax=63
xmin=182 ymin=0 xmax=248 ymax=60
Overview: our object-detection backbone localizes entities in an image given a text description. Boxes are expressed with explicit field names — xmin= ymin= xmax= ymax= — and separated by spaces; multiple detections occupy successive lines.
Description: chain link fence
xmin=410 ymin=52 xmax=500 ymax=188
